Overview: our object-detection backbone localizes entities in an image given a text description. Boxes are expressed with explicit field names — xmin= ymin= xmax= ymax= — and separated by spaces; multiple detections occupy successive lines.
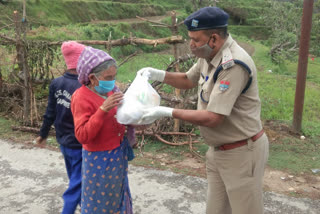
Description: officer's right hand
xmin=137 ymin=67 xmax=166 ymax=82
xmin=100 ymin=92 xmax=124 ymax=112
xmin=139 ymin=106 xmax=173 ymax=124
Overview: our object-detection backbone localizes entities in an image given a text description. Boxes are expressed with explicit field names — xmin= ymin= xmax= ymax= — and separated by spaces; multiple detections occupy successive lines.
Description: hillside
xmin=0 ymin=0 xmax=269 ymax=25
xmin=0 ymin=0 xmax=271 ymax=47
xmin=0 ymin=0 xmax=189 ymax=25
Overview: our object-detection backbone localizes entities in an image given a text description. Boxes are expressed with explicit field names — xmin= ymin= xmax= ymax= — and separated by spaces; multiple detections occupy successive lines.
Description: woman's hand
xmin=100 ymin=92 xmax=124 ymax=112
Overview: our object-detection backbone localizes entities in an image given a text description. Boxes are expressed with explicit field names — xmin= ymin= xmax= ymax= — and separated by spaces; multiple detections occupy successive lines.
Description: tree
xmin=310 ymin=0 xmax=320 ymax=56
xmin=0 ymin=0 xmax=10 ymax=4
xmin=191 ymin=0 xmax=216 ymax=11
xmin=263 ymin=0 xmax=303 ymax=63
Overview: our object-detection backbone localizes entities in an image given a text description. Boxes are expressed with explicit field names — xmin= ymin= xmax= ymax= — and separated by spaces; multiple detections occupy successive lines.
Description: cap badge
xmin=219 ymin=80 xmax=230 ymax=92
xmin=191 ymin=19 xmax=199 ymax=27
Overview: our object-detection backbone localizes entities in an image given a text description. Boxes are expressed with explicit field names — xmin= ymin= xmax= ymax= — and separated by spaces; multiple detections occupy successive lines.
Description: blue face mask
xmin=94 ymin=75 xmax=115 ymax=94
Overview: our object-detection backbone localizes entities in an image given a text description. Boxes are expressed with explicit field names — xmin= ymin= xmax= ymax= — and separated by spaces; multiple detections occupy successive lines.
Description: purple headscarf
xmin=77 ymin=46 xmax=115 ymax=85
xmin=76 ymin=46 xmax=136 ymax=147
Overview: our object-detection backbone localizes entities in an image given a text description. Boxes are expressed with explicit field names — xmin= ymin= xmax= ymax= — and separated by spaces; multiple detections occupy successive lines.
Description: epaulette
xmin=221 ymin=48 xmax=235 ymax=70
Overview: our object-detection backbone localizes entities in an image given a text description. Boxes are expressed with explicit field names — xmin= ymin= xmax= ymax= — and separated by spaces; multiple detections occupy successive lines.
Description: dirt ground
xmin=139 ymin=150 xmax=320 ymax=200
xmin=11 ymin=133 xmax=320 ymax=202
xmin=130 ymin=120 xmax=320 ymax=201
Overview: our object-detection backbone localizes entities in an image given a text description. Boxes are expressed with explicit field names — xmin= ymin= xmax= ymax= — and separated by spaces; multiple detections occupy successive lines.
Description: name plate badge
xmin=221 ymin=59 xmax=235 ymax=70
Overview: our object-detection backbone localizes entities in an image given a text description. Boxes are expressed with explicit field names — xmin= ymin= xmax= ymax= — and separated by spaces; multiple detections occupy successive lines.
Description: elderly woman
xmin=71 ymin=46 xmax=134 ymax=214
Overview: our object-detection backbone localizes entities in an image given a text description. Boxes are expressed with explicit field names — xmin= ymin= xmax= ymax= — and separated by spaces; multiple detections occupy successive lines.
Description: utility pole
xmin=292 ymin=0 xmax=314 ymax=133
xmin=13 ymin=0 xmax=31 ymax=124
xmin=21 ymin=0 xmax=31 ymax=125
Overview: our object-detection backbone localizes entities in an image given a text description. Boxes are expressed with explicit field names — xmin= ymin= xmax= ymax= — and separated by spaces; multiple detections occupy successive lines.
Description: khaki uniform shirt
xmin=186 ymin=35 xmax=262 ymax=147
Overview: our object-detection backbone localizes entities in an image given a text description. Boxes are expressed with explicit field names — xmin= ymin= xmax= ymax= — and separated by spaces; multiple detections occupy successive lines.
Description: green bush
xmin=229 ymin=26 xmax=271 ymax=40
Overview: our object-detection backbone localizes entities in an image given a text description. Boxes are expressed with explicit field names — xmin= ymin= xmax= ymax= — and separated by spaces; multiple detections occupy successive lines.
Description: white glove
xmin=137 ymin=67 xmax=166 ymax=82
xmin=140 ymin=106 xmax=173 ymax=124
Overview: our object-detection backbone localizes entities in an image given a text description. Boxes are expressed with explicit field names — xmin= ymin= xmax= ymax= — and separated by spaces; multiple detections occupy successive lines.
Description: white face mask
xmin=190 ymin=37 xmax=214 ymax=59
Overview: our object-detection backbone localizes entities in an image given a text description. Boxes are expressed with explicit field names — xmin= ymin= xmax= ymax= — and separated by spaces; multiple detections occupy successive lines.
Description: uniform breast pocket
xmin=198 ymin=74 xmax=205 ymax=94
xmin=199 ymin=78 xmax=212 ymax=104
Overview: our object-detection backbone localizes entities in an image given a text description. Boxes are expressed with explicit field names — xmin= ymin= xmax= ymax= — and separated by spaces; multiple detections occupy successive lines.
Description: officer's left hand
xmin=140 ymin=106 xmax=173 ymax=124
xmin=137 ymin=67 xmax=166 ymax=82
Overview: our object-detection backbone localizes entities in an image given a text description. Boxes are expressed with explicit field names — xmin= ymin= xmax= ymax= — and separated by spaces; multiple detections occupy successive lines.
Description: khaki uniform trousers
xmin=206 ymin=134 xmax=269 ymax=214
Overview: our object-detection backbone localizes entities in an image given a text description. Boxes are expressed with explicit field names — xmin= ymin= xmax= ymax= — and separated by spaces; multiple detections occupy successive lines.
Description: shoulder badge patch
xmin=221 ymin=48 xmax=235 ymax=70
xmin=219 ymin=80 xmax=230 ymax=92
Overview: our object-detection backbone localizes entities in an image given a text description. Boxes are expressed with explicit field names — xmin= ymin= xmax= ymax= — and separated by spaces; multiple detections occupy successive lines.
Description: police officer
xmin=137 ymin=6 xmax=269 ymax=214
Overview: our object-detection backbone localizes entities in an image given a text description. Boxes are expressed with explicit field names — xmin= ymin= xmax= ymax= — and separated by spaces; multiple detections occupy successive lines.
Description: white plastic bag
xmin=117 ymin=73 xmax=160 ymax=125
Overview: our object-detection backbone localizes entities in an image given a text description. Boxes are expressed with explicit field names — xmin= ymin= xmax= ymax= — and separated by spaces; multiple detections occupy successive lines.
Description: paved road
xmin=0 ymin=139 xmax=319 ymax=214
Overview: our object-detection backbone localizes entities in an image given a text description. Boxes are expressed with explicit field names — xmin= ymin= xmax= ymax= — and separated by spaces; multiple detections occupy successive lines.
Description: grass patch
xmin=0 ymin=117 xmax=14 ymax=136
xmin=1 ymin=0 xmax=188 ymax=26
xmin=136 ymin=136 xmax=190 ymax=160
xmin=134 ymin=136 xmax=207 ymax=159
xmin=229 ymin=25 xmax=271 ymax=40
xmin=27 ymin=22 xmax=173 ymax=42
xmin=130 ymin=136 xmax=207 ymax=177
xmin=269 ymin=136 xmax=320 ymax=174
xmin=0 ymin=117 xmax=59 ymax=147
xmin=287 ymin=59 xmax=320 ymax=85
xmin=249 ymin=39 xmax=320 ymax=136
xmin=117 ymin=53 xmax=172 ymax=82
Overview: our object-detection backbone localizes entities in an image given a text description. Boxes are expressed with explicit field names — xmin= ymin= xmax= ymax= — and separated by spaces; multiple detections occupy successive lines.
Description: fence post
xmin=171 ymin=11 xmax=182 ymax=132
xmin=292 ymin=0 xmax=314 ymax=133
xmin=13 ymin=11 xmax=31 ymax=124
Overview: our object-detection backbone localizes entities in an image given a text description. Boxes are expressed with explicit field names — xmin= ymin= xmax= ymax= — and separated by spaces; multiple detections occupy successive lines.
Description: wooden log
xmin=11 ymin=126 xmax=55 ymax=136
xmin=0 ymin=33 xmax=16 ymax=43
xmin=135 ymin=131 xmax=196 ymax=136
xmin=158 ymin=92 xmax=196 ymax=105
xmin=11 ymin=126 xmax=199 ymax=143
xmin=118 ymin=51 xmax=139 ymax=67
xmin=154 ymin=134 xmax=200 ymax=146
xmin=136 ymin=16 xmax=170 ymax=27
xmin=48 ymin=36 xmax=184 ymax=47
xmin=166 ymin=54 xmax=196 ymax=71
